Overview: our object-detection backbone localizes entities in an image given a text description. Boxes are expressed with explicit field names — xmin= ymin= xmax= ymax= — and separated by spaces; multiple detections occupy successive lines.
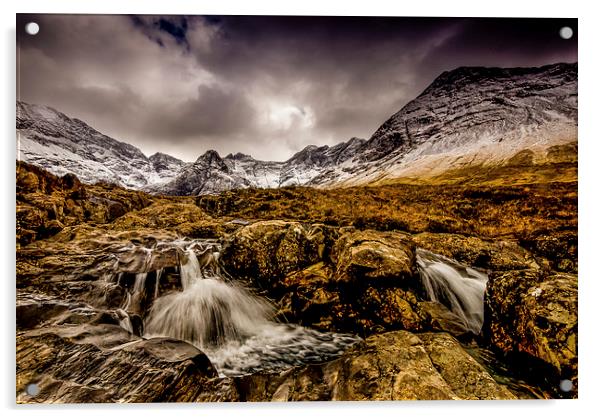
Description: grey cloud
xmin=17 ymin=15 xmax=577 ymax=161
xmin=171 ymin=84 xmax=257 ymax=137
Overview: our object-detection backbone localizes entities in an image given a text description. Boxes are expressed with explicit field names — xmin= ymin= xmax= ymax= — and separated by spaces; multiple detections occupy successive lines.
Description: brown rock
xmin=419 ymin=333 xmax=516 ymax=399
xmin=16 ymin=322 xmax=237 ymax=403
xmin=277 ymin=261 xmax=426 ymax=336
xmin=332 ymin=229 xmax=416 ymax=284
xmin=484 ymin=270 xmax=577 ymax=389
xmin=237 ymin=331 xmax=516 ymax=401
xmin=417 ymin=301 xmax=471 ymax=337
xmin=221 ymin=221 xmax=335 ymax=289
xmin=16 ymin=170 xmax=39 ymax=193
xmin=40 ymin=220 xmax=64 ymax=239
xmin=413 ymin=232 xmax=540 ymax=271
xmin=521 ymin=230 xmax=577 ymax=273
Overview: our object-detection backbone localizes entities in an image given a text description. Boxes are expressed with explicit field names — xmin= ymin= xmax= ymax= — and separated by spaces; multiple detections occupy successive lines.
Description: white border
xmin=2 ymin=1 xmax=600 ymax=417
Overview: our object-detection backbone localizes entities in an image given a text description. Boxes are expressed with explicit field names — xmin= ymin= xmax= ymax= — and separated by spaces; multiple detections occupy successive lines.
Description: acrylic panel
xmin=15 ymin=14 xmax=578 ymax=402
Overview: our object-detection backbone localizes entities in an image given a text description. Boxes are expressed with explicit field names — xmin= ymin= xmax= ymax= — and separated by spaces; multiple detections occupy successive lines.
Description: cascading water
xmin=416 ymin=248 xmax=488 ymax=334
xmin=144 ymin=245 xmax=360 ymax=376
xmin=154 ymin=268 xmax=163 ymax=300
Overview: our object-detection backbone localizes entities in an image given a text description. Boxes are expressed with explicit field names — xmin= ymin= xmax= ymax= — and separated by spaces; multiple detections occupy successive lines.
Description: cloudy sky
xmin=17 ymin=15 xmax=577 ymax=161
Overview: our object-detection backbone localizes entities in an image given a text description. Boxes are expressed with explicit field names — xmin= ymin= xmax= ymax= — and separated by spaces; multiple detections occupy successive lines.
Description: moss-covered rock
xmin=484 ymin=269 xmax=577 ymax=387
xmin=413 ymin=232 xmax=539 ymax=271
xmin=332 ymin=229 xmax=416 ymax=285
xmin=220 ymin=220 xmax=336 ymax=289
xmin=236 ymin=331 xmax=516 ymax=401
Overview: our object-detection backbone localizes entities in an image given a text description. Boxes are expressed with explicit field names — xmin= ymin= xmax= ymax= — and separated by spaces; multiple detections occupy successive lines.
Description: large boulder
xmin=332 ymin=230 xmax=416 ymax=284
xmin=413 ymin=233 xmax=540 ymax=271
xmin=236 ymin=331 xmax=516 ymax=401
xmin=277 ymin=262 xmax=424 ymax=335
xmin=484 ymin=270 xmax=577 ymax=389
xmin=520 ymin=230 xmax=577 ymax=273
xmin=16 ymin=325 xmax=234 ymax=403
xmin=228 ymin=226 xmax=425 ymax=336
xmin=220 ymin=221 xmax=336 ymax=289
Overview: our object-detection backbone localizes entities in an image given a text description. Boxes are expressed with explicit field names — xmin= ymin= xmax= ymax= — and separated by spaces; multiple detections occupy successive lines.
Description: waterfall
xmin=146 ymin=249 xmax=273 ymax=347
xmin=145 ymin=277 xmax=274 ymax=347
xmin=121 ymin=272 xmax=148 ymax=312
xmin=144 ymin=244 xmax=360 ymax=376
xmin=133 ymin=273 xmax=147 ymax=294
xmin=117 ymin=308 xmax=134 ymax=334
xmin=154 ymin=268 xmax=163 ymax=300
xmin=179 ymin=248 xmax=202 ymax=289
xmin=416 ymin=248 xmax=488 ymax=334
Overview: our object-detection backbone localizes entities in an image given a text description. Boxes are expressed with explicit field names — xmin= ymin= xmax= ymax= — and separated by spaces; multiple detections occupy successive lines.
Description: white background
xmin=1 ymin=0 xmax=600 ymax=416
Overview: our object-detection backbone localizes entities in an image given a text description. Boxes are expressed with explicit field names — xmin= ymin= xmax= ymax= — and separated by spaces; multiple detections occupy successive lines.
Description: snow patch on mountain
xmin=17 ymin=63 xmax=577 ymax=195
xmin=17 ymin=102 xmax=185 ymax=188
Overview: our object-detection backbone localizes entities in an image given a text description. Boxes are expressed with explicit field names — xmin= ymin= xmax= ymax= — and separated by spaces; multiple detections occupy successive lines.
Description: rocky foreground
xmin=16 ymin=162 xmax=577 ymax=402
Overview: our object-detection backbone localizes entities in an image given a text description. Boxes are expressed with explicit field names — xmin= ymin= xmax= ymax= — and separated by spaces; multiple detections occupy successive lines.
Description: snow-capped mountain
xmin=309 ymin=62 xmax=577 ymax=186
xmin=150 ymin=150 xmax=281 ymax=195
xmin=16 ymin=62 xmax=577 ymax=195
xmin=149 ymin=152 xmax=186 ymax=177
xmin=17 ymin=102 xmax=184 ymax=188
xmin=154 ymin=137 xmax=369 ymax=195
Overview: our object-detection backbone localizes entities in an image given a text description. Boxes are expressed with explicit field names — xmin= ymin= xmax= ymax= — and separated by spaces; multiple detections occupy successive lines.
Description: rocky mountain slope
xmin=153 ymin=137 xmax=368 ymax=195
xmin=310 ymin=62 xmax=577 ymax=186
xmin=17 ymin=102 xmax=184 ymax=189
xmin=17 ymin=62 xmax=577 ymax=195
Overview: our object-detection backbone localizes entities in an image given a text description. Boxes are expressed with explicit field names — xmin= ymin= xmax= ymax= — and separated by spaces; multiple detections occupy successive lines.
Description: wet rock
xmin=224 ymin=227 xmax=427 ymax=336
xmin=16 ymin=326 xmax=233 ymax=403
xmin=419 ymin=333 xmax=516 ymax=399
xmin=40 ymin=220 xmax=64 ymax=239
xmin=413 ymin=232 xmax=540 ymax=271
xmin=277 ymin=262 xmax=341 ymax=329
xmin=358 ymin=287 xmax=423 ymax=332
xmin=221 ymin=221 xmax=336 ymax=289
xmin=17 ymin=229 xmax=183 ymax=282
xmin=520 ymin=230 xmax=577 ymax=273
xmin=16 ymin=301 xmax=70 ymax=330
xmin=236 ymin=331 xmax=515 ymax=401
xmin=277 ymin=259 xmax=426 ymax=336
xmin=417 ymin=301 xmax=471 ymax=337
xmin=332 ymin=230 xmax=416 ymax=284
xmin=484 ymin=270 xmax=577 ymax=386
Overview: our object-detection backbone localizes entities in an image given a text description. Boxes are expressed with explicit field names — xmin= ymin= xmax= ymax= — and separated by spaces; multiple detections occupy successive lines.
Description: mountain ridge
xmin=16 ymin=62 xmax=577 ymax=194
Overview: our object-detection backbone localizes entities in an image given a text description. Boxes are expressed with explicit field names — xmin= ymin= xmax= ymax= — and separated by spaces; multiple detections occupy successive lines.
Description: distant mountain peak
xmin=196 ymin=149 xmax=222 ymax=163
xmin=16 ymin=62 xmax=577 ymax=195
xmin=149 ymin=152 xmax=185 ymax=173
xmin=225 ymin=152 xmax=254 ymax=160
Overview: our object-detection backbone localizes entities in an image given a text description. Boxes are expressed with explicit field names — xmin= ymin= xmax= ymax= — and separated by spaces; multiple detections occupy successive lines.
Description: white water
xmin=120 ymin=272 xmax=148 ymax=312
xmin=145 ymin=277 xmax=274 ymax=348
xmin=416 ymin=248 xmax=488 ymax=334
xmin=144 ymin=245 xmax=360 ymax=376
xmin=117 ymin=308 xmax=134 ymax=334
xmin=179 ymin=249 xmax=202 ymax=290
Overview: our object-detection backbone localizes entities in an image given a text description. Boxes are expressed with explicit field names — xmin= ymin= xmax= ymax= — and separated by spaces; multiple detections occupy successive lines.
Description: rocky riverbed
xmin=16 ymin=162 xmax=577 ymax=402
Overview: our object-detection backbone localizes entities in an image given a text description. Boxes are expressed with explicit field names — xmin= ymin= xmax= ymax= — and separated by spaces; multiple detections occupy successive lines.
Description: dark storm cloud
xmin=16 ymin=14 xmax=577 ymax=161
